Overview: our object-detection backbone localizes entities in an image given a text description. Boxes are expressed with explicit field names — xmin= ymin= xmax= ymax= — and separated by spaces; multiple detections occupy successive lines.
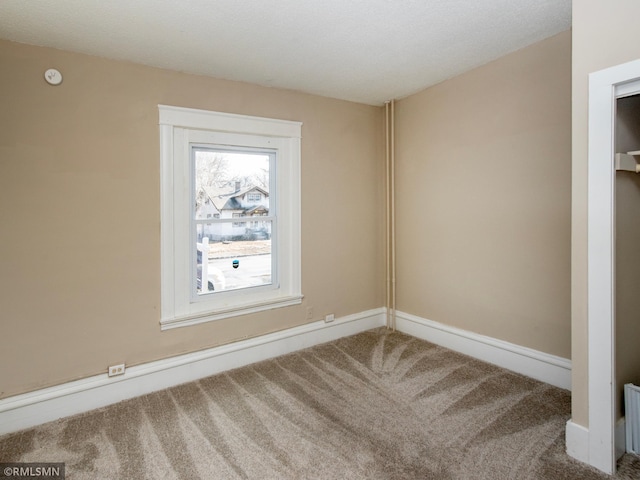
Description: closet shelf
xmin=615 ymin=152 xmax=640 ymax=173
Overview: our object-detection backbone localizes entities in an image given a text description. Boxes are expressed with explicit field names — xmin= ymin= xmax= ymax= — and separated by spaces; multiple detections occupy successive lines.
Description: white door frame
xmin=586 ymin=59 xmax=640 ymax=474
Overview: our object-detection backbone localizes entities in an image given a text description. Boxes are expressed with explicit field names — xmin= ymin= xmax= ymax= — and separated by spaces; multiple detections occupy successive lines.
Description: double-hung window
xmin=159 ymin=105 xmax=302 ymax=329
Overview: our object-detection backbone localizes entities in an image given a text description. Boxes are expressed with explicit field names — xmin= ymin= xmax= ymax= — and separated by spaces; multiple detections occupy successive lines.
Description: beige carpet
xmin=1 ymin=328 xmax=639 ymax=479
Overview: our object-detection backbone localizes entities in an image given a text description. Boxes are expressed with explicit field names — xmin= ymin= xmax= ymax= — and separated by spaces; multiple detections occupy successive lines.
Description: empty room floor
xmin=1 ymin=329 xmax=639 ymax=479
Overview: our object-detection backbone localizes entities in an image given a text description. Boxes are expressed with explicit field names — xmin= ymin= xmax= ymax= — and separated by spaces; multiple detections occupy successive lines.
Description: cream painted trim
xmin=160 ymin=295 xmax=304 ymax=330
xmin=568 ymin=417 xmax=634 ymax=465
xmin=0 ymin=308 xmax=575 ymax=436
xmin=395 ymin=311 xmax=571 ymax=390
xmin=158 ymin=105 xmax=302 ymax=138
xmin=159 ymin=105 xmax=303 ymax=328
xmin=566 ymin=420 xmax=590 ymax=464
xmin=0 ymin=308 xmax=385 ymax=436
xmin=616 ymin=417 xmax=626 ymax=460
xmin=581 ymin=59 xmax=640 ymax=475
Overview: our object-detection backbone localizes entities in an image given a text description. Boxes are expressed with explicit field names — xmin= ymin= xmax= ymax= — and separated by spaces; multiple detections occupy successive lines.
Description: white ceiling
xmin=0 ymin=0 xmax=571 ymax=105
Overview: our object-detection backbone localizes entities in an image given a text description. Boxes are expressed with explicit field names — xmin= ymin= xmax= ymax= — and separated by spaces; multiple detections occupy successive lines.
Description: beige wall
xmin=0 ymin=29 xmax=578 ymax=403
xmin=394 ymin=31 xmax=571 ymax=356
xmin=615 ymin=96 xmax=640 ymax=419
xmin=0 ymin=40 xmax=384 ymax=399
xmin=572 ymin=1 xmax=640 ymax=427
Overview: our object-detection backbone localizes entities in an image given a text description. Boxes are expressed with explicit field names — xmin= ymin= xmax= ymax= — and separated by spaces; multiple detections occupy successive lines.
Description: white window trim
xmin=159 ymin=105 xmax=302 ymax=330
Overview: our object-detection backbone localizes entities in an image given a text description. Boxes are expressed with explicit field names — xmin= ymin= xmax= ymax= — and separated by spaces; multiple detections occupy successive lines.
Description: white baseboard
xmin=394 ymin=311 xmax=572 ymax=390
xmin=566 ymin=419 xmax=624 ymax=474
xmin=0 ymin=308 xmax=386 ymax=436
xmin=0 ymin=308 xmax=575 ymax=437
xmin=616 ymin=417 xmax=626 ymax=460
xmin=566 ymin=420 xmax=590 ymax=464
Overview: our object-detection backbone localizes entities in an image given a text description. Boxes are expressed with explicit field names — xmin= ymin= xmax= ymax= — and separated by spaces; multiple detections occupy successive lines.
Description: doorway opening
xmin=582 ymin=60 xmax=640 ymax=474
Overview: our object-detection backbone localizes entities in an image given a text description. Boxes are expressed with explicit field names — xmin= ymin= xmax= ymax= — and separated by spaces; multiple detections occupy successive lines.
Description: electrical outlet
xmin=108 ymin=364 xmax=125 ymax=377
xmin=306 ymin=307 xmax=314 ymax=320
xmin=324 ymin=313 xmax=335 ymax=323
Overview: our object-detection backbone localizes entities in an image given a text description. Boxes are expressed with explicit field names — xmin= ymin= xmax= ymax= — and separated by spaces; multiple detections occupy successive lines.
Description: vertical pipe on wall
xmin=385 ymin=100 xmax=397 ymax=331
xmin=390 ymin=99 xmax=396 ymax=331
xmin=385 ymin=101 xmax=391 ymax=329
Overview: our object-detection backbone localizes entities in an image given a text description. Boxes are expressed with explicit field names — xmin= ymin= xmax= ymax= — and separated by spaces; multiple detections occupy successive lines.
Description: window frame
xmin=159 ymin=105 xmax=302 ymax=330
xmin=190 ymin=144 xmax=277 ymax=303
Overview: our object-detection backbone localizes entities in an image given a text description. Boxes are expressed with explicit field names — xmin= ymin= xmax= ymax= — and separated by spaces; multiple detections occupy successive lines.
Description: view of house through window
xmin=193 ymin=148 xmax=274 ymax=295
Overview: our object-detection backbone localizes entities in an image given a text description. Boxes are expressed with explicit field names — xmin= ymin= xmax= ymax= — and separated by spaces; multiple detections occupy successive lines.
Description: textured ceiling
xmin=0 ymin=0 xmax=571 ymax=105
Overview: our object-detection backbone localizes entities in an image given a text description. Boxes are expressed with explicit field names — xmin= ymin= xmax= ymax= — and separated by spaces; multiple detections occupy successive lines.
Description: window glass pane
xmin=196 ymin=222 xmax=272 ymax=294
xmin=194 ymin=148 xmax=273 ymax=296
xmin=194 ymin=150 xmax=270 ymax=220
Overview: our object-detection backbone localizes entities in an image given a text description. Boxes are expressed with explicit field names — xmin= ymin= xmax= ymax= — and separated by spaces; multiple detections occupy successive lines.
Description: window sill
xmin=160 ymin=294 xmax=304 ymax=331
